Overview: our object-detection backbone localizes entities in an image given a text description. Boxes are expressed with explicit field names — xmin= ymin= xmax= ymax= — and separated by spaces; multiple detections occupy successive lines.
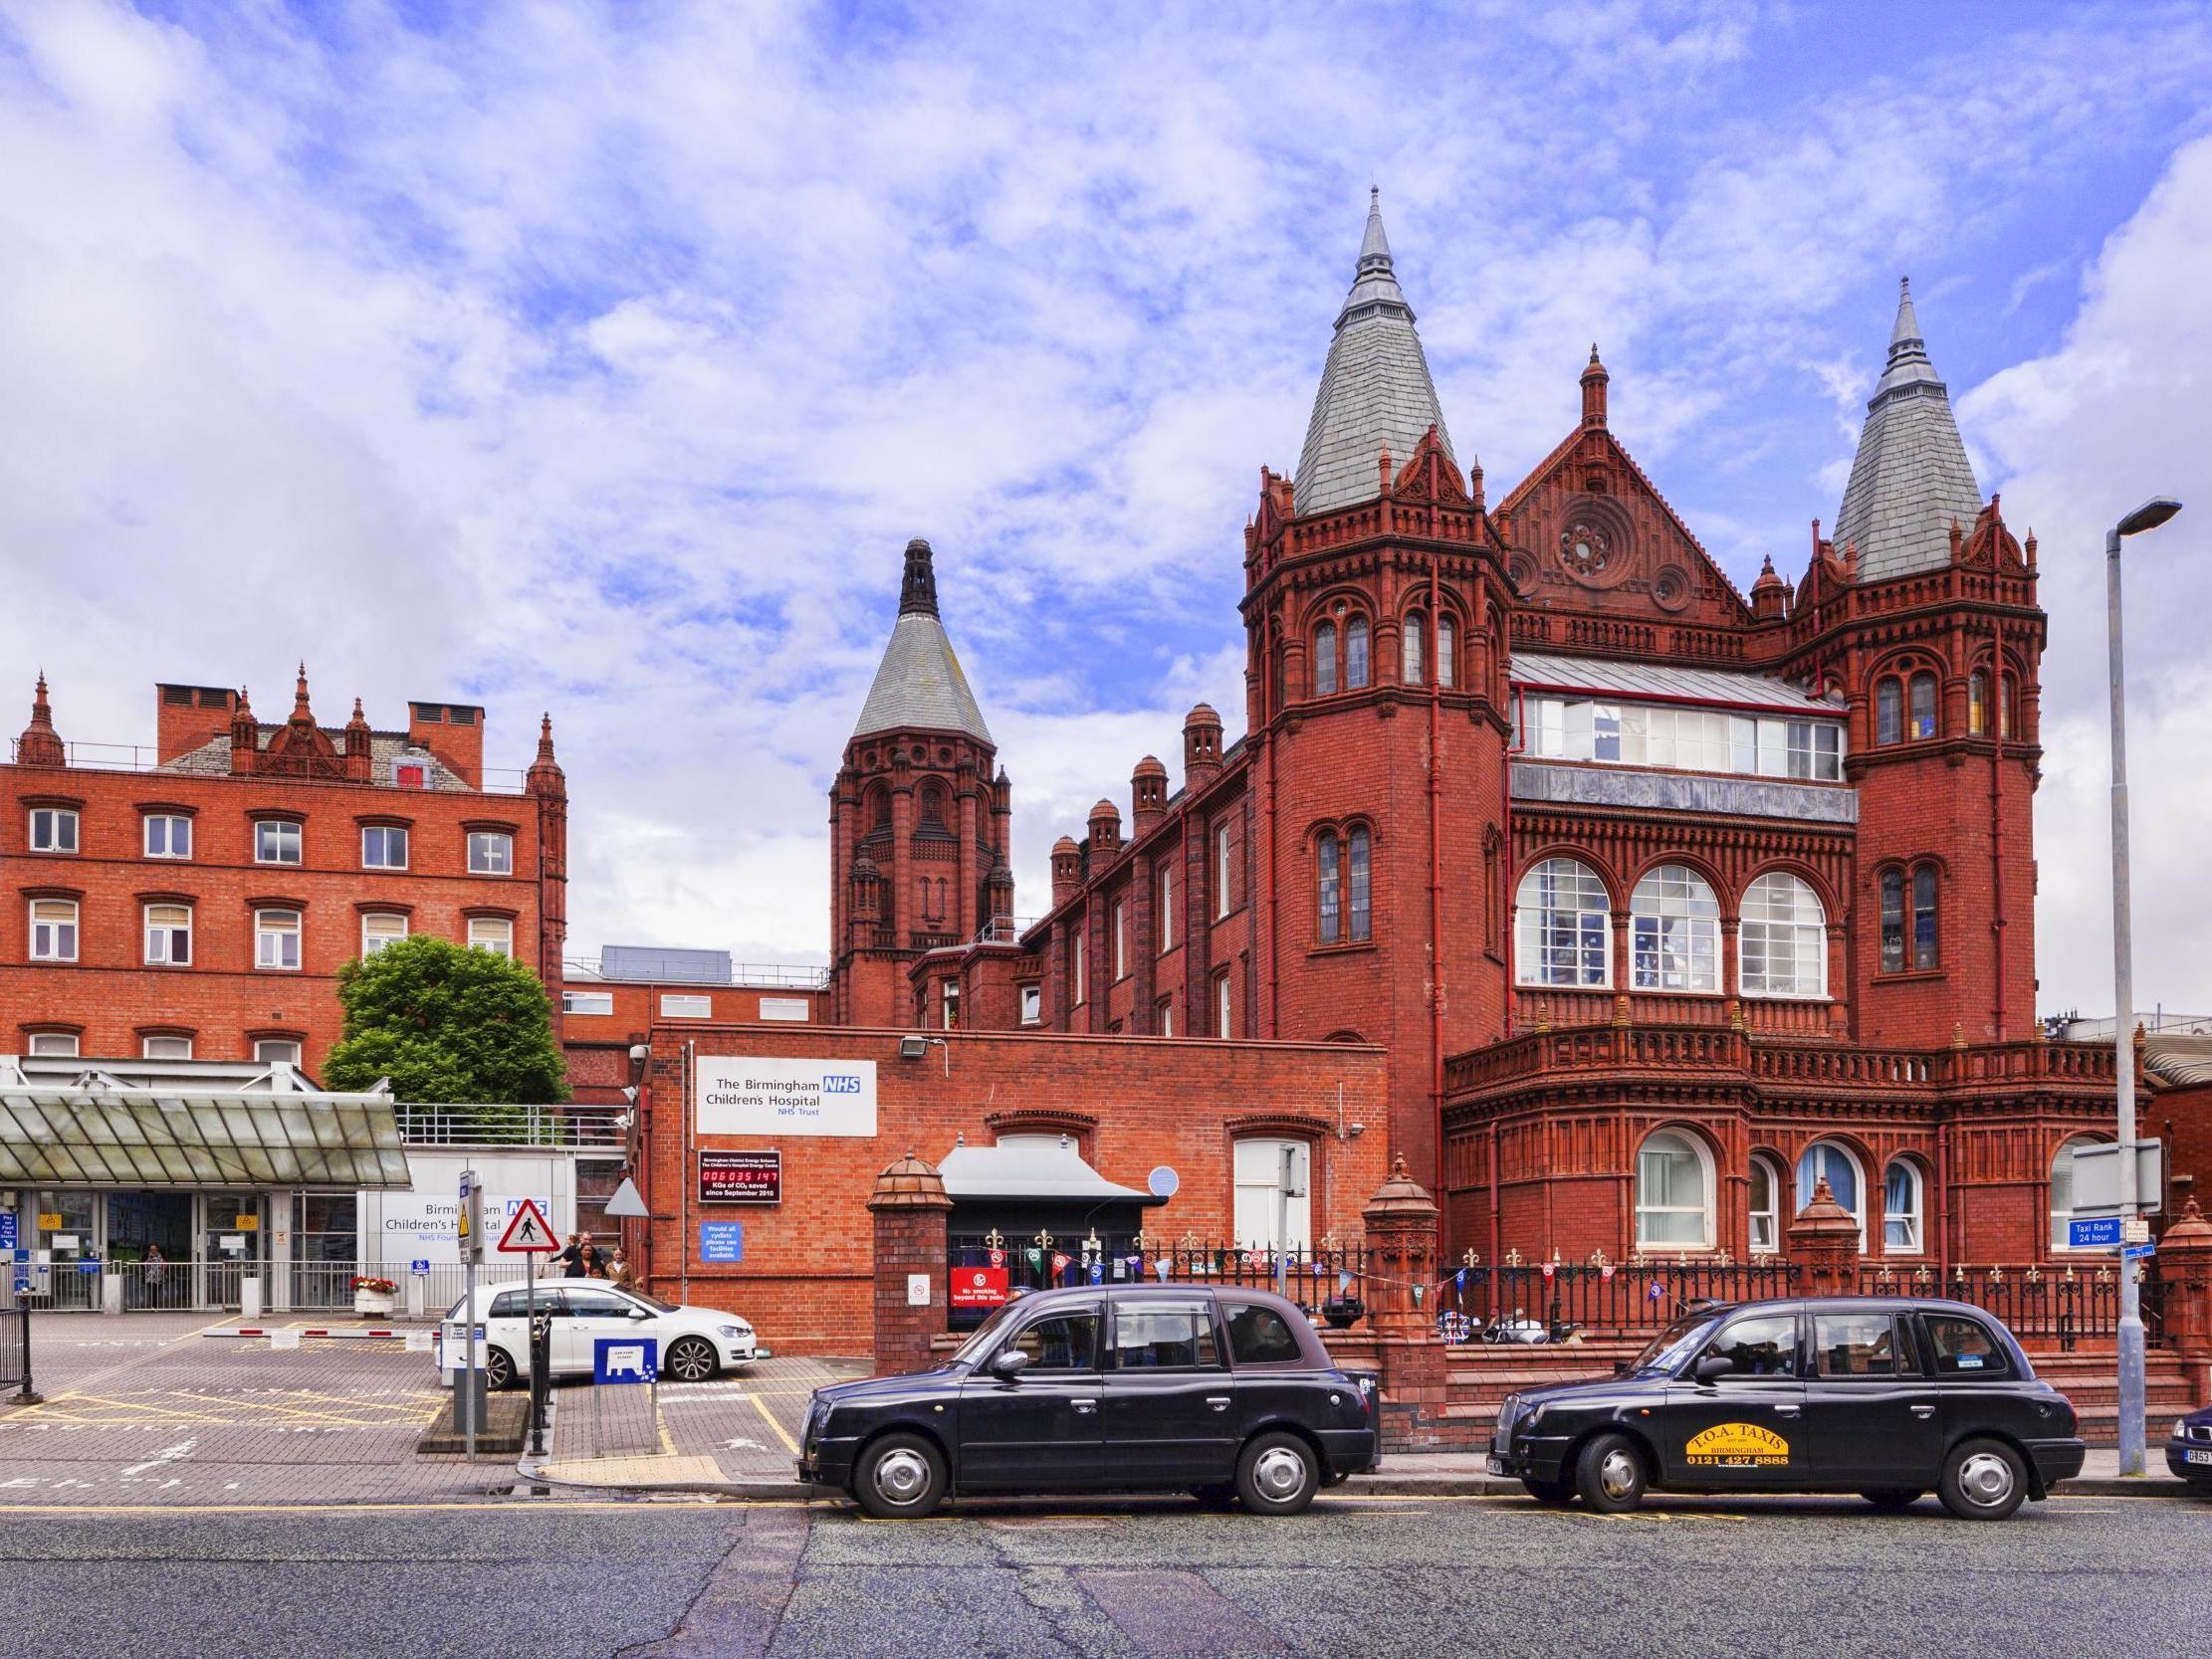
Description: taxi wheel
xmin=853 ymin=1433 xmax=948 ymax=1520
xmin=1860 ymin=1488 xmax=1924 ymax=1512
xmin=1235 ymin=1432 xmax=1319 ymax=1516
xmin=1574 ymin=1433 xmax=1648 ymax=1514
xmin=1522 ymin=1476 xmax=1576 ymax=1507
xmin=1939 ymin=1438 xmax=2028 ymax=1521
xmin=664 ymin=1337 xmax=719 ymax=1383
xmin=483 ymin=1346 xmax=516 ymax=1390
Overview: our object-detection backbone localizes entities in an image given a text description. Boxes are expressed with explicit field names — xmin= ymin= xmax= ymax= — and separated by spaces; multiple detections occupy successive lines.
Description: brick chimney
xmin=155 ymin=683 xmax=235 ymax=763
xmin=1087 ymin=798 xmax=1121 ymax=861
xmin=1183 ymin=703 xmax=1223 ymax=788
xmin=1050 ymin=836 xmax=1082 ymax=907
xmin=409 ymin=701 xmax=484 ymax=787
xmin=1131 ymin=755 xmax=1168 ymax=837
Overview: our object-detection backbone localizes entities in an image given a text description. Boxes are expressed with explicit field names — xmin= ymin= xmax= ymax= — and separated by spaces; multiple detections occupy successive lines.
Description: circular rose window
xmin=1560 ymin=521 xmax=1612 ymax=578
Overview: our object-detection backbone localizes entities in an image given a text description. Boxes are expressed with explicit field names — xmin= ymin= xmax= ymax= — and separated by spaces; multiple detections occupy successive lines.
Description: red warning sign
xmin=497 ymin=1198 xmax=558 ymax=1253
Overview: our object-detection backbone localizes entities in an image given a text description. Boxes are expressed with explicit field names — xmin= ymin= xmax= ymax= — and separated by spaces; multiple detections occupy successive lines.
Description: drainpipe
xmin=1989 ymin=619 xmax=2008 ymax=1041
xmin=681 ymin=1040 xmax=694 ymax=1305
xmin=1429 ymin=541 xmax=1445 ymax=1200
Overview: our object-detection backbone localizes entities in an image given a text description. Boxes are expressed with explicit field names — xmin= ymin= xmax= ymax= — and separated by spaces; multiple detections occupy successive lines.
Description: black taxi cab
xmin=796 ymin=1283 xmax=1380 ymax=1518
xmin=1486 ymin=1296 xmax=2085 ymax=1520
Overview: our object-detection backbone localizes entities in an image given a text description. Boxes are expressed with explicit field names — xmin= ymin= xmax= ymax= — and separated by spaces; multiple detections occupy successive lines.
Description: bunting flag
xmin=1454 ymin=1268 xmax=1466 ymax=1290
xmin=1125 ymin=1254 xmax=1143 ymax=1277
xmin=1087 ymin=1261 xmax=1104 ymax=1285
xmin=1648 ymin=1280 xmax=1665 ymax=1302
xmin=987 ymin=1248 xmax=1005 ymax=1269
xmin=1025 ymin=1248 xmax=1044 ymax=1274
xmin=1541 ymin=1262 xmax=1556 ymax=1281
xmin=1051 ymin=1252 xmax=1070 ymax=1278
xmin=1154 ymin=1257 xmax=1173 ymax=1282
xmin=1337 ymin=1269 xmax=1354 ymax=1295
xmin=1601 ymin=1265 xmax=1616 ymax=1282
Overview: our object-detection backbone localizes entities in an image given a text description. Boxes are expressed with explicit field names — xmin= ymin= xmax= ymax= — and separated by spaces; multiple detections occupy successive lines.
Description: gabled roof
xmin=1831 ymin=279 xmax=1984 ymax=582
xmin=1293 ymin=190 xmax=1456 ymax=517
xmin=852 ymin=539 xmax=993 ymax=744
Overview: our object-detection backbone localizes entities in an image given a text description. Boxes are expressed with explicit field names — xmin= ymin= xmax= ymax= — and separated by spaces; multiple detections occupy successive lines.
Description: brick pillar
xmin=1362 ymin=1155 xmax=1449 ymax=1449
xmin=2158 ymin=1197 xmax=2212 ymax=1406
xmin=868 ymin=1152 xmax=952 ymax=1375
xmin=1787 ymin=1175 xmax=1862 ymax=1297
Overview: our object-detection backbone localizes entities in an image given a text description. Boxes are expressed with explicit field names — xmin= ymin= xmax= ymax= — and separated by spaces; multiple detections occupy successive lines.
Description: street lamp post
xmin=2104 ymin=493 xmax=2181 ymax=1478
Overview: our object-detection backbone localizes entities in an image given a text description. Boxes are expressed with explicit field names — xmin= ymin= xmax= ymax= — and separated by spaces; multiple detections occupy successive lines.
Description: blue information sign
xmin=2122 ymin=1241 xmax=2156 ymax=1261
xmin=2068 ymin=1215 xmax=2123 ymax=1249
xmin=592 ymin=1336 xmax=658 ymax=1385
xmin=700 ymin=1222 xmax=744 ymax=1263
xmin=409 ymin=1259 xmax=431 ymax=1276
xmin=0 ymin=1214 xmax=15 ymax=1253
xmin=77 ymin=1256 xmax=101 ymax=1276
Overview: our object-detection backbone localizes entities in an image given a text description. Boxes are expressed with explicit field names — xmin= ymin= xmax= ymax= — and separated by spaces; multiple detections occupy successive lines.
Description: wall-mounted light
xmin=899 ymin=1034 xmax=950 ymax=1076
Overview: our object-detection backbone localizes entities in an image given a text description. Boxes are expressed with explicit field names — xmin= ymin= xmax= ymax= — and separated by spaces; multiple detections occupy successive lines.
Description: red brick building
xmin=825 ymin=196 xmax=2123 ymax=1274
xmin=1 ymin=668 xmax=568 ymax=1070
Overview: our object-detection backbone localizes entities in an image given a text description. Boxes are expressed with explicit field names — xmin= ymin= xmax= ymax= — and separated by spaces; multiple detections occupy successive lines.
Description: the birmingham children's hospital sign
xmin=696 ymin=1058 xmax=878 ymax=1138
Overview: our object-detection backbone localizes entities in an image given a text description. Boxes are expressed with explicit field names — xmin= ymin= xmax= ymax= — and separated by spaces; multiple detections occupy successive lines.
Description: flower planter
xmin=354 ymin=1290 xmax=396 ymax=1318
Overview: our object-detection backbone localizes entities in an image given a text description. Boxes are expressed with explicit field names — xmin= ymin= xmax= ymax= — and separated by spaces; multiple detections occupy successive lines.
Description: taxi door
xmin=958 ymin=1302 xmax=1104 ymax=1490
xmin=1658 ymin=1308 xmax=1809 ymax=1488
xmin=1803 ymin=1308 xmax=1942 ymax=1486
xmin=1100 ymin=1297 xmax=1238 ymax=1486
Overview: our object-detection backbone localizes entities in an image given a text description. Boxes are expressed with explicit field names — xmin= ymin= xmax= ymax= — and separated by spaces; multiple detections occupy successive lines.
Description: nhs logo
xmin=823 ymin=1074 xmax=863 ymax=1095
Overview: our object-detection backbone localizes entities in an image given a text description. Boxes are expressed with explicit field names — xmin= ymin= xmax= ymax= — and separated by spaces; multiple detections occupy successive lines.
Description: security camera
xmin=627 ymin=1043 xmax=650 ymax=1062
xmin=620 ymin=1085 xmax=638 ymax=1104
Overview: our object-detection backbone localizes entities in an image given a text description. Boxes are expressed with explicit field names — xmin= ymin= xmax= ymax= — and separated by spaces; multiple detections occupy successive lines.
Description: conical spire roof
xmin=1293 ymin=189 xmax=1456 ymax=517
xmin=1831 ymin=278 xmax=1983 ymax=581
xmin=852 ymin=539 xmax=993 ymax=744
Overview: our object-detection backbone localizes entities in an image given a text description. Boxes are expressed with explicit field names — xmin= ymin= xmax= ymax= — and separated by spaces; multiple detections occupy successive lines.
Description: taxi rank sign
xmin=698 ymin=1148 xmax=781 ymax=1205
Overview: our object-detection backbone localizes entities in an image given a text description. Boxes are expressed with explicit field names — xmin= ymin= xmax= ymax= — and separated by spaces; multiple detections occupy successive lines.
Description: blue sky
xmin=3 ymin=0 xmax=2211 ymax=1014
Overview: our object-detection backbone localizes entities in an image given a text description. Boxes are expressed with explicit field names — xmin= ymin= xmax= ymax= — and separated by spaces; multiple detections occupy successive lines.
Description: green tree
xmin=324 ymin=934 xmax=570 ymax=1104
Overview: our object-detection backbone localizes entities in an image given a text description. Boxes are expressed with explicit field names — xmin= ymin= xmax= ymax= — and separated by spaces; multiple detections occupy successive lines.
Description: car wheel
xmin=1574 ymin=1433 xmax=1648 ymax=1514
xmin=664 ymin=1336 xmax=718 ymax=1383
xmin=1939 ymin=1438 xmax=2027 ymax=1521
xmin=852 ymin=1433 xmax=947 ymax=1520
xmin=1235 ymin=1432 xmax=1319 ymax=1516
xmin=1192 ymin=1483 xmax=1237 ymax=1510
xmin=1522 ymin=1475 xmax=1576 ymax=1507
xmin=482 ymin=1346 xmax=516 ymax=1390
xmin=1860 ymin=1488 xmax=1924 ymax=1512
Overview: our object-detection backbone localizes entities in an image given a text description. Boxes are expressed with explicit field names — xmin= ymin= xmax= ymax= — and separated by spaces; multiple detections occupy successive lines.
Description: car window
xmin=1224 ymin=1303 xmax=1304 ymax=1366
xmin=1814 ymin=1312 xmax=1909 ymax=1377
xmin=1006 ymin=1311 xmax=1099 ymax=1372
xmin=490 ymin=1290 xmax=525 ymax=1319
xmin=1112 ymin=1303 xmax=1221 ymax=1369
xmin=564 ymin=1290 xmax=639 ymax=1319
xmin=1698 ymin=1312 xmax=1799 ymax=1376
xmin=1922 ymin=1314 xmax=2010 ymax=1377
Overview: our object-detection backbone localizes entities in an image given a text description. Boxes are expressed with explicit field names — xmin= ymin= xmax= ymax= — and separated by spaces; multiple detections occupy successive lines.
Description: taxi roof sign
xmin=497 ymin=1197 xmax=558 ymax=1254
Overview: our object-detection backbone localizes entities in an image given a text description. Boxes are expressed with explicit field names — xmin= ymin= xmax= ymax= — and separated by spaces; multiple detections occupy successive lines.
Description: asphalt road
xmin=4 ymin=1490 xmax=2209 ymax=1659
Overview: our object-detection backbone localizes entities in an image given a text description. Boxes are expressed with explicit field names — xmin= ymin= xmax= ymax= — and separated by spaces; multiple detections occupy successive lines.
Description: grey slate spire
xmin=852 ymin=539 xmax=994 ymax=743
xmin=1292 ymin=189 xmax=1456 ymax=517
xmin=1830 ymin=278 xmax=1984 ymax=581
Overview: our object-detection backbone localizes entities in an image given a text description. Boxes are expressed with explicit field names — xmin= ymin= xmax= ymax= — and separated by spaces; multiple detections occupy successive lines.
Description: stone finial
xmin=1362 ymin=1154 xmax=1438 ymax=1223
xmin=527 ymin=712 xmax=566 ymax=798
xmin=1580 ymin=342 xmax=1609 ymax=429
xmin=898 ymin=538 xmax=940 ymax=618
xmin=867 ymin=1151 xmax=952 ymax=1212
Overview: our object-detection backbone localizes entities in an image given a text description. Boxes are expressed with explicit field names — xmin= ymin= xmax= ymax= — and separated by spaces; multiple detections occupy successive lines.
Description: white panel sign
xmin=759 ymin=997 xmax=812 ymax=1022
xmin=697 ymin=1058 xmax=878 ymax=1138
xmin=377 ymin=1190 xmax=554 ymax=1264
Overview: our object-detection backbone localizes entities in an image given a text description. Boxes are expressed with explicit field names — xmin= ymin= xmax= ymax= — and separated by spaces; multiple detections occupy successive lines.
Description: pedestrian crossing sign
xmin=497 ymin=1197 xmax=558 ymax=1253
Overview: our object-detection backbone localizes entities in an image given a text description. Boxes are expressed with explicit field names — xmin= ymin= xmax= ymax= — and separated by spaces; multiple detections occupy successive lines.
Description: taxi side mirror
xmin=989 ymin=1348 xmax=1031 ymax=1381
xmin=1692 ymin=1354 xmax=1735 ymax=1383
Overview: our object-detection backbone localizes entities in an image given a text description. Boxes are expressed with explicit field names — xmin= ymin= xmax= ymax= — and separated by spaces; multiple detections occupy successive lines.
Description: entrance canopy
xmin=0 ymin=1086 xmax=411 ymax=1190
xmin=938 ymin=1141 xmax=1165 ymax=1206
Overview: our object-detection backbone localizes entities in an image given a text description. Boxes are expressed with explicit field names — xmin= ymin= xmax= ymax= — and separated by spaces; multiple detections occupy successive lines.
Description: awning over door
xmin=0 ymin=1088 xmax=411 ymax=1189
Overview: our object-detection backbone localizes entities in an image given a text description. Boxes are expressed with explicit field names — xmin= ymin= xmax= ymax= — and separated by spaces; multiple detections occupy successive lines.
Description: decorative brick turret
xmin=1361 ymin=1155 xmax=1449 ymax=1447
xmin=1786 ymin=1176 xmax=1862 ymax=1296
xmin=868 ymin=1152 xmax=953 ymax=1374
xmin=1049 ymin=836 xmax=1082 ymax=907
xmin=343 ymin=698 xmax=373 ymax=783
xmin=1182 ymin=703 xmax=1222 ymax=787
xmin=1750 ymin=554 xmax=1789 ymax=621
xmin=229 ymin=685 xmax=259 ymax=775
xmin=1131 ymin=755 xmax=1168 ymax=837
xmin=14 ymin=674 xmax=64 ymax=767
xmin=1580 ymin=343 xmax=1609 ymax=430
xmin=1086 ymin=798 xmax=1121 ymax=860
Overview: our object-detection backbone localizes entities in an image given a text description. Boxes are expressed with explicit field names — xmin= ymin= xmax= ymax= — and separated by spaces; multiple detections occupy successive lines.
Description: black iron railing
xmin=946 ymin=1234 xmax=1375 ymax=1331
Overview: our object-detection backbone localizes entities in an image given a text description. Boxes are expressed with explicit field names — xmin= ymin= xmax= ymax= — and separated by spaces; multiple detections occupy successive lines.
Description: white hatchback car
xmin=438 ymin=1282 xmax=759 ymax=1389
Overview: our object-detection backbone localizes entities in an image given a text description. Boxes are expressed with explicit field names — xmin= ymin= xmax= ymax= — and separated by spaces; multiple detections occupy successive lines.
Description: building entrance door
xmin=202 ymin=1193 xmax=267 ymax=1309
xmin=33 ymin=1190 xmax=100 ymax=1310
xmin=107 ymin=1192 xmax=193 ymax=1309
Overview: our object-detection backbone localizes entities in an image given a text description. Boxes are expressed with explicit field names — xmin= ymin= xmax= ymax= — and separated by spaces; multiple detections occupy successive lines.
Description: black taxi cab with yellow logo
xmin=1486 ymin=1297 xmax=2085 ymax=1520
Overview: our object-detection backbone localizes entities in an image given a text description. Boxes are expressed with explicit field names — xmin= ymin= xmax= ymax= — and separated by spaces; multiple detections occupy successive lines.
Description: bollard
xmin=103 ymin=1274 xmax=122 ymax=1317
xmin=240 ymin=1275 xmax=263 ymax=1322
xmin=407 ymin=1276 xmax=425 ymax=1320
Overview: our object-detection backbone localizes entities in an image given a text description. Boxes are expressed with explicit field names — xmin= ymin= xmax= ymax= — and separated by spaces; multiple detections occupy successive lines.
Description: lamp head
xmin=2116 ymin=497 xmax=2182 ymax=537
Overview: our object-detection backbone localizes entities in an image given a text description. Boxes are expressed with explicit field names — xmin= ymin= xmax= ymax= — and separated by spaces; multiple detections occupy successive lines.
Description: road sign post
xmin=498 ymin=1198 xmax=559 ymax=1459
xmin=457 ymin=1168 xmax=482 ymax=1463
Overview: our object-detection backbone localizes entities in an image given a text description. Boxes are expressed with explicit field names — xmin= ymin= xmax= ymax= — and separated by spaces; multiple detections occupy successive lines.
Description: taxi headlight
xmin=2176 ymin=1418 xmax=2190 ymax=1442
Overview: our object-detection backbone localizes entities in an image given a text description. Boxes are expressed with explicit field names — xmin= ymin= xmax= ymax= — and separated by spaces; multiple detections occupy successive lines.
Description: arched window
xmin=1797 ymin=1141 xmax=1865 ymax=1243
xmin=1348 ymin=825 xmax=1372 ymax=942
xmin=1879 ymin=868 xmax=1906 ymax=973
xmin=1748 ymin=1154 xmax=1784 ymax=1254
xmin=867 ymin=786 xmax=891 ymax=832
xmin=1876 ymin=678 xmax=1902 ymax=745
xmin=1312 ymin=622 xmax=1338 ymax=698
xmin=1437 ymin=613 xmax=1455 ymax=689
xmin=1740 ymin=872 xmax=1827 ymax=999
xmin=1907 ymin=671 xmax=1938 ymax=739
xmin=1911 ymin=864 xmax=1938 ymax=969
xmin=1883 ymin=1158 xmax=1924 ymax=1253
xmin=2051 ymin=1136 xmax=2103 ymax=1249
xmin=2001 ymin=675 xmax=2018 ymax=739
xmin=1346 ymin=616 xmax=1371 ymax=689
xmin=1636 ymin=1131 xmax=1711 ymax=1250
xmin=1630 ymin=864 xmax=1719 ymax=992
xmin=1317 ymin=831 xmax=1342 ymax=944
xmin=1968 ymin=671 xmax=1988 ymax=736
xmin=918 ymin=782 xmax=947 ymax=829
xmin=1515 ymin=857 xmax=1610 ymax=987
xmin=1403 ymin=612 xmax=1425 ymax=685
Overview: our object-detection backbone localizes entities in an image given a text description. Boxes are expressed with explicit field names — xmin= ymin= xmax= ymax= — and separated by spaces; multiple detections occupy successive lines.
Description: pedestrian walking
xmin=551 ymin=1232 xmax=588 ymax=1279
xmin=143 ymin=1244 xmax=167 ymax=1310
xmin=607 ymin=1249 xmax=633 ymax=1289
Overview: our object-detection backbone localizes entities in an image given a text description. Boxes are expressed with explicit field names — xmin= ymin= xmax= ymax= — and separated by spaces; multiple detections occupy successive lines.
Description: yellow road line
xmin=742 ymin=1387 xmax=801 ymax=1456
